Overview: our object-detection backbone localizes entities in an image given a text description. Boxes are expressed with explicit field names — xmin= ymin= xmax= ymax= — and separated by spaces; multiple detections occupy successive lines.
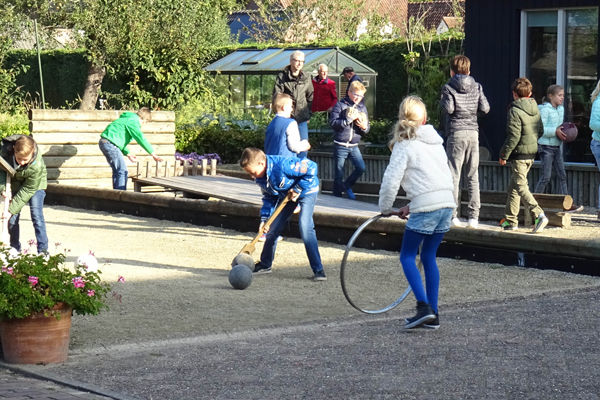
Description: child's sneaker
xmin=565 ymin=204 xmax=583 ymax=213
xmin=253 ymin=263 xmax=272 ymax=274
xmin=345 ymin=186 xmax=356 ymax=200
xmin=532 ymin=212 xmax=548 ymax=233
xmin=312 ymin=270 xmax=327 ymax=281
xmin=499 ymin=218 xmax=517 ymax=231
xmin=422 ymin=314 xmax=440 ymax=330
xmin=404 ymin=301 xmax=435 ymax=329
xmin=451 ymin=217 xmax=466 ymax=227
xmin=467 ymin=218 xmax=479 ymax=229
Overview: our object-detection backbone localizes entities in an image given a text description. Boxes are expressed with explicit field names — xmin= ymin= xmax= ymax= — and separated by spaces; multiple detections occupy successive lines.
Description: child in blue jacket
xmin=328 ymin=81 xmax=369 ymax=199
xmin=240 ymin=147 xmax=326 ymax=281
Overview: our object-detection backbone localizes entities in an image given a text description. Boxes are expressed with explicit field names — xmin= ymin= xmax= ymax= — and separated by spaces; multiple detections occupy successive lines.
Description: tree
xmin=74 ymin=0 xmax=237 ymax=110
xmin=3 ymin=0 xmax=237 ymax=110
xmin=0 ymin=1 xmax=27 ymax=110
xmin=245 ymin=0 xmax=397 ymax=43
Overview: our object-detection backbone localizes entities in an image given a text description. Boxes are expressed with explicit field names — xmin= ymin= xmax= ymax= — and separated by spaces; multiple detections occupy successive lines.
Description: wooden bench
xmin=29 ymin=109 xmax=176 ymax=188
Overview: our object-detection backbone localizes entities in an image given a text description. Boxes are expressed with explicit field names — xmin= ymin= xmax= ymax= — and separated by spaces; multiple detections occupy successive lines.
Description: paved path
xmin=0 ymin=367 xmax=115 ymax=399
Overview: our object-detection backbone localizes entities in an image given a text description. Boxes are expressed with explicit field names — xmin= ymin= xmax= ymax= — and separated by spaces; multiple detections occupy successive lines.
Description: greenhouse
xmin=205 ymin=47 xmax=378 ymax=118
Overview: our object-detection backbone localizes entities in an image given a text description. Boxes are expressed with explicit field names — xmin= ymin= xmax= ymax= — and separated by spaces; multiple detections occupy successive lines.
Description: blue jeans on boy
xmin=297 ymin=121 xmax=309 ymax=159
xmin=99 ymin=138 xmax=128 ymax=190
xmin=534 ymin=144 xmax=568 ymax=194
xmin=591 ymin=139 xmax=600 ymax=208
xmin=8 ymin=189 xmax=48 ymax=254
xmin=259 ymin=192 xmax=323 ymax=274
xmin=333 ymin=144 xmax=365 ymax=197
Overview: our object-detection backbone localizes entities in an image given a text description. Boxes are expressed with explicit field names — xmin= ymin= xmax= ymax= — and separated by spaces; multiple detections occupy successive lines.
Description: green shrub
xmin=0 ymin=112 xmax=29 ymax=138
xmin=176 ymin=122 xmax=265 ymax=164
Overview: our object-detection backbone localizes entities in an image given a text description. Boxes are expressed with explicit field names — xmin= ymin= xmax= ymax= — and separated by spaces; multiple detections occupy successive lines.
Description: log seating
xmin=316 ymin=180 xmax=572 ymax=228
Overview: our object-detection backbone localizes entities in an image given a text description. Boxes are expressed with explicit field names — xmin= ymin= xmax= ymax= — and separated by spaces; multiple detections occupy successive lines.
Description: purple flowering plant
xmin=0 ymin=244 xmax=113 ymax=320
xmin=175 ymin=152 xmax=221 ymax=164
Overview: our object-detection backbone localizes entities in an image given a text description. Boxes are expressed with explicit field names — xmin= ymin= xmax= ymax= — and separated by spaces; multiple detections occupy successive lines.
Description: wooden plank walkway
xmin=132 ymin=175 xmax=381 ymax=217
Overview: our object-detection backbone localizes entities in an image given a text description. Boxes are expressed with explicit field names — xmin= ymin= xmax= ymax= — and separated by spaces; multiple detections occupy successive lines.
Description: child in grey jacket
xmin=440 ymin=55 xmax=489 ymax=229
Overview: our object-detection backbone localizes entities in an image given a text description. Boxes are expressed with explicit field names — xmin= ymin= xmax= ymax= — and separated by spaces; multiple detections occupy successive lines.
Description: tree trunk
xmin=79 ymin=62 xmax=106 ymax=110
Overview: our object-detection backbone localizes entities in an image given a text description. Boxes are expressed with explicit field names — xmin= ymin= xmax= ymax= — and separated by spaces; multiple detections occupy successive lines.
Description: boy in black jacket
xmin=440 ymin=55 xmax=490 ymax=229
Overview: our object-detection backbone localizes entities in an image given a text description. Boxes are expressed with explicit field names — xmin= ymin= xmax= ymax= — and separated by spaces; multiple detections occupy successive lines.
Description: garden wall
xmin=30 ymin=109 xmax=176 ymax=188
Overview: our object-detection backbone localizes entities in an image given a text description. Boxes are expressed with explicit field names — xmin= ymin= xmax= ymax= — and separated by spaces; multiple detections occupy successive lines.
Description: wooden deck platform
xmin=47 ymin=176 xmax=600 ymax=275
xmin=132 ymin=174 xmax=380 ymax=217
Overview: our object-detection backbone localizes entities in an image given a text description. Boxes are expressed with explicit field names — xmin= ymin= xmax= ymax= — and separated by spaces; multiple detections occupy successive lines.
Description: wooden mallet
xmin=231 ymin=191 xmax=294 ymax=268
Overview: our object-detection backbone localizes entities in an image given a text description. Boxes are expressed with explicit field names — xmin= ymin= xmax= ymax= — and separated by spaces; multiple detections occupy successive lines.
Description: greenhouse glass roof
xmin=205 ymin=47 xmax=377 ymax=76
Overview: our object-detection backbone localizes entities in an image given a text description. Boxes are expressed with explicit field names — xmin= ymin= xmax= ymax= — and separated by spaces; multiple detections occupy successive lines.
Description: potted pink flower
xmin=0 ymin=247 xmax=112 ymax=364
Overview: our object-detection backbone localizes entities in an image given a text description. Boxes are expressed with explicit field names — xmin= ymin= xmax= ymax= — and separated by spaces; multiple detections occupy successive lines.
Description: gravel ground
xmin=6 ymin=204 xmax=600 ymax=399
xmin=12 ymin=204 xmax=600 ymax=350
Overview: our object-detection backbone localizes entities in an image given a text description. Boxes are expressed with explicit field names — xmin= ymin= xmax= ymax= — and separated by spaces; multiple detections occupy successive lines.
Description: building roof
xmin=205 ymin=48 xmax=378 ymax=76
xmin=408 ymin=0 xmax=463 ymax=30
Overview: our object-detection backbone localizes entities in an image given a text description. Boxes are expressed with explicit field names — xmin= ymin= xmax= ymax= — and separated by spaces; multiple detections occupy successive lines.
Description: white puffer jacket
xmin=379 ymin=124 xmax=456 ymax=214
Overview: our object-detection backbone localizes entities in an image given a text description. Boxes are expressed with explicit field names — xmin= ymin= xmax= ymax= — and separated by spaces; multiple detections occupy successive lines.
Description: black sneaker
xmin=253 ymin=263 xmax=272 ymax=274
xmin=422 ymin=314 xmax=440 ymax=330
xmin=404 ymin=301 xmax=435 ymax=329
xmin=532 ymin=212 xmax=548 ymax=233
xmin=313 ymin=270 xmax=327 ymax=281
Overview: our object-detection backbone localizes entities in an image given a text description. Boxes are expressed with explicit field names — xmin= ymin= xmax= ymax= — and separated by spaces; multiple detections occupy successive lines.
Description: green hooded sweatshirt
xmin=0 ymin=135 xmax=48 ymax=215
xmin=100 ymin=112 xmax=154 ymax=156
xmin=500 ymin=97 xmax=543 ymax=161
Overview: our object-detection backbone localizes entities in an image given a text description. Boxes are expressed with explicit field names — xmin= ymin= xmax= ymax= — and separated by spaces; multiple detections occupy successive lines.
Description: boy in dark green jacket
xmin=99 ymin=107 xmax=163 ymax=190
xmin=0 ymin=135 xmax=48 ymax=253
xmin=498 ymin=77 xmax=547 ymax=233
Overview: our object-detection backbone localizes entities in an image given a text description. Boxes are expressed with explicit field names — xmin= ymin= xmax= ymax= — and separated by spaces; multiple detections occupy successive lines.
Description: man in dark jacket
xmin=342 ymin=66 xmax=363 ymax=97
xmin=273 ymin=50 xmax=313 ymax=158
xmin=440 ymin=55 xmax=489 ymax=229
xmin=498 ymin=77 xmax=548 ymax=233
xmin=328 ymin=81 xmax=369 ymax=199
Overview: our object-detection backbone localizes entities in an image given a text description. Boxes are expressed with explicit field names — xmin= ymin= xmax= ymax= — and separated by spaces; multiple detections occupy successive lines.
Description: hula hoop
xmin=340 ymin=213 xmax=413 ymax=314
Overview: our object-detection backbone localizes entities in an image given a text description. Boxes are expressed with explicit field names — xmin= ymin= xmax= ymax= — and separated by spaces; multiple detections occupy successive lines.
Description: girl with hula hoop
xmin=378 ymin=96 xmax=456 ymax=329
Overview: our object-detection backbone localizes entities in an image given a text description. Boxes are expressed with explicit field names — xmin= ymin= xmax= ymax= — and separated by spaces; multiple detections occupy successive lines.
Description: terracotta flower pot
xmin=0 ymin=304 xmax=72 ymax=364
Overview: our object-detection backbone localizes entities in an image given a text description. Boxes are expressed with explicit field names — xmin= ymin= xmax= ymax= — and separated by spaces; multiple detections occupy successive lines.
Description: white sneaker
xmin=451 ymin=217 xmax=466 ymax=227
xmin=467 ymin=218 xmax=479 ymax=229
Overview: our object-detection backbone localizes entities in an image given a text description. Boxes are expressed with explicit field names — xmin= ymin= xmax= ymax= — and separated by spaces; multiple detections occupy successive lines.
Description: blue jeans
xmin=99 ymin=138 xmax=128 ymax=190
xmin=259 ymin=193 xmax=323 ymax=274
xmin=405 ymin=208 xmax=453 ymax=235
xmin=297 ymin=121 xmax=308 ymax=159
xmin=591 ymin=139 xmax=600 ymax=208
xmin=534 ymin=144 xmax=568 ymax=194
xmin=333 ymin=144 xmax=365 ymax=197
xmin=8 ymin=190 xmax=48 ymax=253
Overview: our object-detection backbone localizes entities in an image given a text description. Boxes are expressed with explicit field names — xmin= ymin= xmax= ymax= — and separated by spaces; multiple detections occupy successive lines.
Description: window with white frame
xmin=520 ymin=7 xmax=598 ymax=162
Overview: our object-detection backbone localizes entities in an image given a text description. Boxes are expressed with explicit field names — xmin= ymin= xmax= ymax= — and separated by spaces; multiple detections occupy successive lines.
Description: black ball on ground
xmin=229 ymin=264 xmax=253 ymax=290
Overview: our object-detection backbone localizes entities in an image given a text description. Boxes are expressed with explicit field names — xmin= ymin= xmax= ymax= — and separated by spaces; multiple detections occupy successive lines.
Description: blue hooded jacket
xmin=255 ymin=155 xmax=319 ymax=220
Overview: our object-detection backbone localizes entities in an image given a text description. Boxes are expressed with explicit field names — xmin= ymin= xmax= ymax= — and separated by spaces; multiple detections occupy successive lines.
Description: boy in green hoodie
xmin=0 ymin=135 xmax=48 ymax=254
xmin=99 ymin=107 xmax=163 ymax=190
xmin=499 ymin=77 xmax=548 ymax=233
